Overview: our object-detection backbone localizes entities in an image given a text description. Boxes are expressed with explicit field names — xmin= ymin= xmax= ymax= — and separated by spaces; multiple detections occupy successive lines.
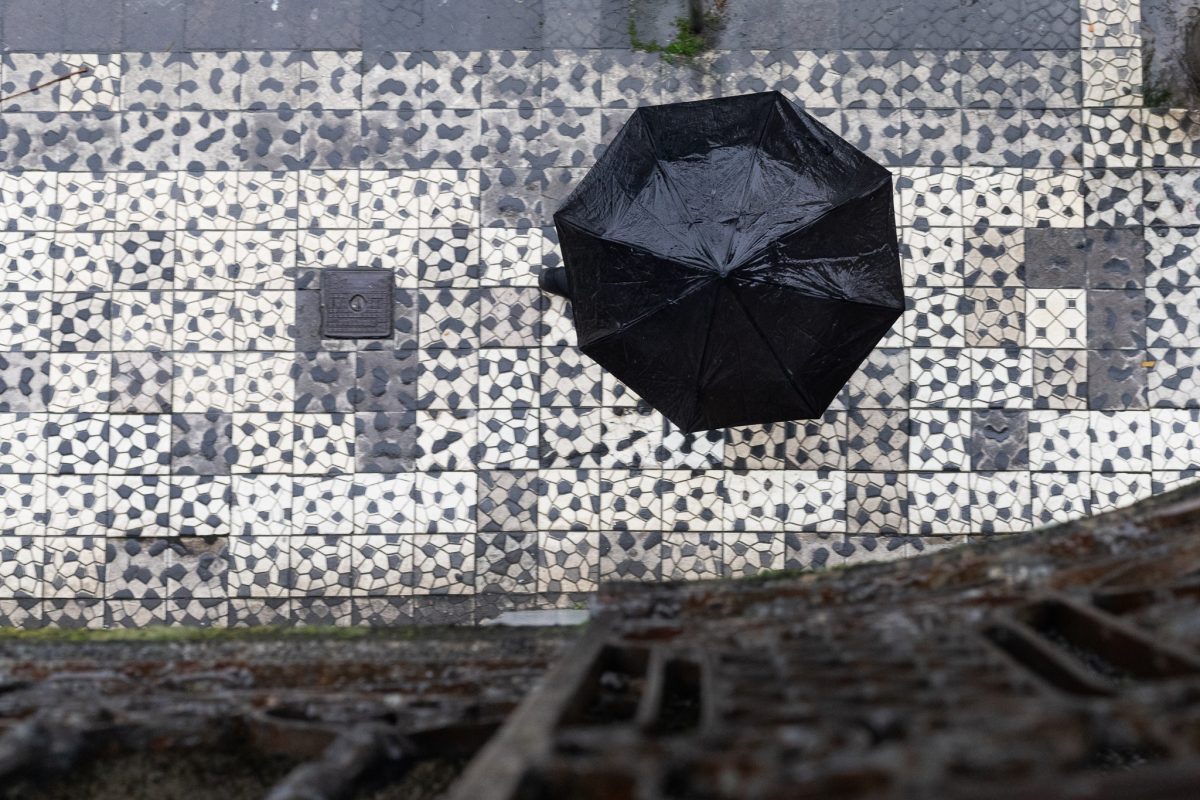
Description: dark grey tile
xmin=715 ymin=0 xmax=781 ymax=49
xmin=294 ymin=290 xmax=321 ymax=351
xmin=361 ymin=0 xmax=424 ymax=54
xmin=184 ymin=0 xmax=245 ymax=49
xmin=423 ymin=0 xmax=542 ymax=50
xmin=629 ymin=0 xmax=683 ymax=51
xmin=957 ymin=0 xmax=1027 ymax=49
xmin=355 ymin=410 xmax=418 ymax=472
xmin=1088 ymin=350 xmax=1148 ymax=410
xmin=1085 ymin=227 xmax=1145 ymax=289
xmin=487 ymin=0 xmax=549 ymax=48
xmin=171 ymin=412 xmax=235 ymax=475
xmin=303 ymin=0 xmax=362 ymax=48
xmin=1023 ymin=227 xmax=1087 ymax=288
xmin=240 ymin=0 xmax=305 ymax=49
xmin=543 ymin=0 xmax=627 ymax=47
xmin=421 ymin=0 xmax=480 ymax=49
xmin=1020 ymin=0 xmax=1079 ymax=50
xmin=895 ymin=0 xmax=967 ymax=48
xmin=355 ymin=348 xmax=419 ymax=412
xmin=3 ymin=0 xmax=64 ymax=51
xmin=774 ymin=0 xmax=841 ymax=48
xmin=970 ymin=409 xmax=1028 ymax=470
xmin=63 ymin=0 xmax=121 ymax=51
xmin=1087 ymin=289 xmax=1146 ymax=349
xmin=122 ymin=0 xmax=185 ymax=50
xmin=838 ymin=0 xmax=907 ymax=48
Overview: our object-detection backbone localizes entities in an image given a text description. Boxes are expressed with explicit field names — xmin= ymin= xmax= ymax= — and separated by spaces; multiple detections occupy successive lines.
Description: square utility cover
xmin=320 ymin=268 xmax=394 ymax=339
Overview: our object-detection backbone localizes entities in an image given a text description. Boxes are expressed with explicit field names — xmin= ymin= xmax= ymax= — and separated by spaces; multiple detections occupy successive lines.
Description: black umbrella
xmin=544 ymin=91 xmax=904 ymax=434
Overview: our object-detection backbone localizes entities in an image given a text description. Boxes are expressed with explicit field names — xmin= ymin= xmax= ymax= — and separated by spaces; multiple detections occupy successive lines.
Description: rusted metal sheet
xmin=0 ymin=629 xmax=573 ymax=798
xmin=449 ymin=482 xmax=1200 ymax=800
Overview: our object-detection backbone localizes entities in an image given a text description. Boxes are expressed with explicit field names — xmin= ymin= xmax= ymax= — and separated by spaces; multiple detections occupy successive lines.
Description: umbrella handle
xmin=538 ymin=267 xmax=571 ymax=299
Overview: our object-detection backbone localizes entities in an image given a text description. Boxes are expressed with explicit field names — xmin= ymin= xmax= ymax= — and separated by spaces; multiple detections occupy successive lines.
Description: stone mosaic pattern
xmin=2 ymin=0 xmax=1199 ymax=628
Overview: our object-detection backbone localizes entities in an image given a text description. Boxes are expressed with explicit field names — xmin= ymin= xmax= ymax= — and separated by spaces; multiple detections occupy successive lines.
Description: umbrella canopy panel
xmin=554 ymin=91 xmax=904 ymax=434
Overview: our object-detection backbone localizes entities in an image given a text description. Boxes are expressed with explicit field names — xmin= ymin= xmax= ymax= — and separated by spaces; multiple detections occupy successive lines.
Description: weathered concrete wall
xmin=1143 ymin=0 xmax=1200 ymax=105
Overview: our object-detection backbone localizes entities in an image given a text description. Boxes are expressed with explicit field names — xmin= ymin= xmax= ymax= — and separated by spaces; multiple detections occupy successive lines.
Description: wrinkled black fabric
xmin=554 ymin=91 xmax=904 ymax=433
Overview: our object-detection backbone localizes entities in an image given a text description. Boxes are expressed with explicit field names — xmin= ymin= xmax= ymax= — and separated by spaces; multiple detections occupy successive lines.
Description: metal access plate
xmin=319 ymin=268 xmax=394 ymax=339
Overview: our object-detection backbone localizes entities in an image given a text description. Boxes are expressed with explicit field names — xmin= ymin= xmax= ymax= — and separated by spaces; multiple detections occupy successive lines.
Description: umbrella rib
xmin=723 ymin=173 xmax=892 ymax=276
xmin=557 ymin=213 xmax=717 ymax=277
xmin=619 ymin=197 xmax=721 ymax=274
xmin=638 ymin=114 xmax=714 ymax=255
xmin=731 ymin=243 xmax=905 ymax=311
xmin=577 ymin=278 xmax=714 ymax=349
xmin=725 ymin=281 xmax=820 ymax=416
xmin=722 ymin=99 xmax=779 ymax=267
xmin=687 ymin=281 xmax=722 ymax=431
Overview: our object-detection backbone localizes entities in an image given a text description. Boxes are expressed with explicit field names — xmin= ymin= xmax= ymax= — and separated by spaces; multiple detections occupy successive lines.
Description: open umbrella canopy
xmin=552 ymin=91 xmax=904 ymax=434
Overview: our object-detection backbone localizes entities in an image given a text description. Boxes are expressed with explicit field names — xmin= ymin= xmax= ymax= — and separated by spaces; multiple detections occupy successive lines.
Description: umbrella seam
xmin=556 ymin=217 xmax=718 ymax=294
xmin=637 ymin=110 xmax=723 ymax=267
xmin=725 ymin=280 xmax=820 ymax=416
xmin=616 ymin=196 xmax=724 ymax=274
xmin=723 ymin=175 xmax=893 ymax=276
xmin=727 ymin=180 xmax=903 ymax=309
xmin=576 ymin=278 xmax=714 ymax=350
xmin=721 ymin=96 xmax=780 ymax=269
xmin=556 ymin=216 xmax=715 ymax=348
xmin=730 ymin=242 xmax=905 ymax=312
xmin=557 ymin=206 xmax=719 ymax=277
xmin=687 ymin=281 xmax=723 ymax=432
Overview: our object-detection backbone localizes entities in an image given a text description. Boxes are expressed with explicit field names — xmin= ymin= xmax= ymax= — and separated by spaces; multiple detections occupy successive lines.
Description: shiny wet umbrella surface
xmin=552 ymin=91 xmax=904 ymax=434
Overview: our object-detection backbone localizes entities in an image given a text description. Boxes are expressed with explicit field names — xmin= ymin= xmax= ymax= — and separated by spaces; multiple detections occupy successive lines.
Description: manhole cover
xmin=320 ymin=268 xmax=394 ymax=339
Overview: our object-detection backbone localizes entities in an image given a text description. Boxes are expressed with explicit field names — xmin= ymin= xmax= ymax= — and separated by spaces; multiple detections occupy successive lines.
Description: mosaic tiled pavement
xmin=2 ymin=0 xmax=1200 ymax=628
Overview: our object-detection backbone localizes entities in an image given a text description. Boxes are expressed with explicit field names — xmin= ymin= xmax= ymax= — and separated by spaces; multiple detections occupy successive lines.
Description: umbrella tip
xmin=539 ymin=267 xmax=571 ymax=299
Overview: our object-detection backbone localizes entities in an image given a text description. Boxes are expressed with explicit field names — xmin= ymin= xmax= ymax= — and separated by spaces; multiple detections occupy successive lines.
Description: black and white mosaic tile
xmin=1 ymin=5 xmax=1195 ymax=626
